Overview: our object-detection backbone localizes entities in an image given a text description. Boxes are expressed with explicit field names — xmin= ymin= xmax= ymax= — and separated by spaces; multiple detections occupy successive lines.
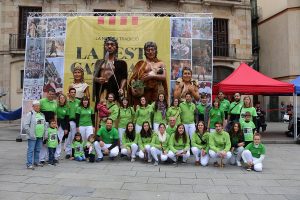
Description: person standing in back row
xmin=179 ymin=93 xmax=196 ymax=139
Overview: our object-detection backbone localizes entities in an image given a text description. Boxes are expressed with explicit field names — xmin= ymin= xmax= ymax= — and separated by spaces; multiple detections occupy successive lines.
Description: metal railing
xmin=9 ymin=34 xmax=26 ymax=51
xmin=214 ymin=43 xmax=236 ymax=58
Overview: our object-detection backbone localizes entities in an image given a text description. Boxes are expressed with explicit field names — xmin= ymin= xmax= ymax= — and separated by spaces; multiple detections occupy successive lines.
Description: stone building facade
xmin=0 ymin=0 xmax=252 ymax=109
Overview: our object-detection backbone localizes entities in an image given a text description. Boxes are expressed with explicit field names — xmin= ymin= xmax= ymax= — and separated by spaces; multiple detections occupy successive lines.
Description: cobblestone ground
xmin=0 ymin=140 xmax=300 ymax=200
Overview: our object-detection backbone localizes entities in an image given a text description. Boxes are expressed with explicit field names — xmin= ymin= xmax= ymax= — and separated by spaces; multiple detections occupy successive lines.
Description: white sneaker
xmin=154 ymin=161 xmax=159 ymax=166
xmin=131 ymin=157 xmax=135 ymax=162
xmin=237 ymin=161 xmax=242 ymax=167
xmin=148 ymin=159 xmax=152 ymax=163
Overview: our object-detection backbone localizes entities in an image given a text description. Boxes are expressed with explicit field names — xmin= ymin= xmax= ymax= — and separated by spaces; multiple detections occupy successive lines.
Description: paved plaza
xmin=0 ymin=122 xmax=299 ymax=200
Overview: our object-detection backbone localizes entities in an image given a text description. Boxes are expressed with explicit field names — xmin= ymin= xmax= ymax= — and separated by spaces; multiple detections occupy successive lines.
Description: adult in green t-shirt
xmin=100 ymin=93 xmax=119 ymax=127
xmin=137 ymin=121 xmax=153 ymax=162
xmin=166 ymin=116 xmax=177 ymax=136
xmin=65 ymin=88 xmax=81 ymax=159
xmin=167 ymin=124 xmax=190 ymax=163
xmin=117 ymin=98 xmax=135 ymax=144
xmin=239 ymin=96 xmax=257 ymax=125
xmin=196 ymin=94 xmax=211 ymax=127
xmin=94 ymin=118 xmax=119 ymax=161
xmin=191 ymin=121 xmax=210 ymax=166
xmin=150 ymin=123 xmax=170 ymax=166
xmin=152 ymin=93 xmax=168 ymax=132
xmin=39 ymin=88 xmax=56 ymax=164
xmin=134 ymin=96 xmax=153 ymax=133
xmin=218 ymin=91 xmax=230 ymax=122
xmin=228 ymin=93 xmax=243 ymax=122
xmin=166 ymin=98 xmax=181 ymax=125
xmin=209 ymin=122 xmax=232 ymax=167
xmin=55 ymin=94 xmax=70 ymax=160
xmin=76 ymin=97 xmax=95 ymax=142
xmin=208 ymin=99 xmax=225 ymax=132
xmin=179 ymin=93 xmax=196 ymax=139
xmin=242 ymin=133 xmax=266 ymax=172
xmin=24 ymin=100 xmax=47 ymax=169
xmin=120 ymin=122 xmax=138 ymax=162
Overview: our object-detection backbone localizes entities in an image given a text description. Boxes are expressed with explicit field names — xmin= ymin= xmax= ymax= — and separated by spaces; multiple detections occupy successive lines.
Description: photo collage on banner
xmin=170 ymin=17 xmax=213 ymax=104
xmin=21 ymin=16 xmax=66 ymax=126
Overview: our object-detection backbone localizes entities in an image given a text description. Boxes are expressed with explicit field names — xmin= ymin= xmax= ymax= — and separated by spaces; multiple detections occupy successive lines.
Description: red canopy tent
xmin=213 ymin=63 xmax=294 ymax=95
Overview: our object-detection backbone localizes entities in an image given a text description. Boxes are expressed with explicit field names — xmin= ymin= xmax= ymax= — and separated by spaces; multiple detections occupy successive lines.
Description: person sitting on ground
xmin=209 ymin=122 xmax=232 ymax=167
xmin=229 ymin=122 xmax=244 ymax=167
xmin=120 ymin=122 xmax=139 ymax=162
xmin=242 ymin=133 xmax=265 ymax=172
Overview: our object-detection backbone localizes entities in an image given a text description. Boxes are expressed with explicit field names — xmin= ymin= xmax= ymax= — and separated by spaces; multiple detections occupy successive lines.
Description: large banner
xmin=21 ymin=15 xmax=213 ymax=129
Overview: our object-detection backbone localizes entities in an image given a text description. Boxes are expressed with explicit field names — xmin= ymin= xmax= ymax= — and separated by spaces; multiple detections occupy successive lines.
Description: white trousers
xmin=94 ymin=141 xmax=119 ymax=159
xmin=79 ymin=126 xmax=93 ymax=142
xmin=167 ymin=150 xmax=190 ymax=162
xmin=242 ymin=150 xmax=263 ymax=172
xmin=39 ymin=144 xmax=48 ymax=162
xmin=65 ymin=121 xmax=77 ymax=155
xmin=135 ymin=124 xmax=142 ymax=134
xmin=55 ymin=126 xmax=65 ymax=159
xmin=191 ymin=147 xmax=209 ymax=166
xmin=121 ymin=143 xmax=138 ymax=158
xmin=138 ymin=144 xmax=151 ymax=160
xmin=150 ymin=147 xmax=168 ymax=162
xmin=118 ymin=128 xmax=126 ymax=145
xmin=209 ymin=150 xmax=232 ymax=163
xmin=229 ymin=146 xmax=244 ymax=165
xmin=184 ymin=123 xmax=196 ymax=139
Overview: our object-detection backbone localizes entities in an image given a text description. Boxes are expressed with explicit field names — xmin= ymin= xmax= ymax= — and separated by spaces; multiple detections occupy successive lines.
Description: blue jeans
xmin=75 ymin=155 xmax=85 ymax=161
xmin=48 ymin=147 xmax=56 ymax=164
xmin=26 ymin=138 xmax=43 ymax=166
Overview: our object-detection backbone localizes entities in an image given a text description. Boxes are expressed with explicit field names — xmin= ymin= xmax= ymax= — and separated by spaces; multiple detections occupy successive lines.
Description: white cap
xmin=32 ymin=100 xmax=40 ymax=105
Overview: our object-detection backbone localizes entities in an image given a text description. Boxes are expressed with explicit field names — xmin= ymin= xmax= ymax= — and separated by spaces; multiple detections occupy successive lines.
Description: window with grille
xmin=213 ymin=18 xmax=229 ymax=57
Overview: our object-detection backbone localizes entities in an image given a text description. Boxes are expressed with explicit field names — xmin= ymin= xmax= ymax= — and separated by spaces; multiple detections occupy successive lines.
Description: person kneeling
xmin=120 ymin=122 xmax=138 ymax=162
xmin=167 ymin=124 xmax=190 ymax=164
xmin=242 ymin=133 xmax=265 ymax=172
xmin=209 ymin=122 xmax=232 ymax=167
xmin=94 ymin=118 xmax=119 ymax=162
xmin=150 ymin=123 xmax=170 ymax=166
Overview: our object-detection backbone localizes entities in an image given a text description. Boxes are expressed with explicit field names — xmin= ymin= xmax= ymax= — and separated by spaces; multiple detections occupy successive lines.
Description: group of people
xmin=24 ymin=86 xmax=266 ymax=172
xmin=24 ymin=36 xmax=265 ymax=172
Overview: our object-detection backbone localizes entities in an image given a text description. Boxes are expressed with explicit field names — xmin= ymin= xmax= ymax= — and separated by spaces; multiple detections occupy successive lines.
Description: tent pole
xmin=293 ymin=93 xmax=297 ymax=141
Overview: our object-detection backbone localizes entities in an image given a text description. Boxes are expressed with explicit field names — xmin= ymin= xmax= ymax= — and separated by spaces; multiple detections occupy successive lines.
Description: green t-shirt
xmin=240 ymin=107 xmax=257 ymax=123
xmin=196 ymin=103 xmax=206 ymax=115
xmin=209 ymin=131 xmax=231 ymax=152
xmin=35 ymin=113 xmax=45 ymax=138
xmin=169 ymin=133 xmax=190 ymax=153
xmin=68 ymin=99 xmax=80 ymax=119
xmin=166 ymin=106 xmax=181 ymax=124
xmin=151 ymin=133 xmax=170 ymax=152
xmin=179 ymin=101 xmax=196 ymax=124
xmin=191 ymin=132 xmax=210 ymax=153
xmin=209 ymin=108 xmax=224 ymax=128
xmin=245 ymin=142 xmax=266 ymax=158
xmin=137 ymin=133 xmax=153 ymax=150
xmin=229 ymin=101 xmax=243 ymax=115
xmin=39 ymin=98 xmax=57 ymax=112
xmin=76 ymin=107 xmax=94 ymax=126
xmin=56 ymin=105 xmax=69 ymax=120
xmin=166 ymin=125 xmax=176 ymax=136
xmin=47 ymin=127 xmax=58 ymax=148
xmin=135 ymin=105 xmax=153 ymax=126
xmin=100 ymin=103 xmax=119 ymax=127
xmin=152 ymin=102 xmax=167 ymax=124
xmin=122 ymin=132 xmax=138 ymax=148
xmin=219 ymin=99 xmax=230 ymax=112
xmin=118 ymin=107 xmax=135 ymax=128
xmin=241 ymin=120 xmax=256 ymax=142
xmin=97 ymin=126 xmax=119 ymax=144
xmin=72 ymin=141 xmax=85 ymax=157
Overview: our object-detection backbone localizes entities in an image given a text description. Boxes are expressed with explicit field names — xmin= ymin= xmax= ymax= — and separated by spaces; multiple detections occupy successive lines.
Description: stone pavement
xmin=0 ymin=121 xmax=299 ymax=199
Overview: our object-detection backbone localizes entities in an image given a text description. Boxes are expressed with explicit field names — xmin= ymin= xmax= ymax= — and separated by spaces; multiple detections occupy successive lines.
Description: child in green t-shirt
xmin=241 ymin=112 xmax=257 ymax=146
xmin=70 ymin=132 xmax=86 ymax=161
xmin=47 ymin=120 xmax=59 ymax=166
xmin=242 ymin=133 xmax=266 ymax=172
xmin=85 ymin=134 xmax=96 ymax=163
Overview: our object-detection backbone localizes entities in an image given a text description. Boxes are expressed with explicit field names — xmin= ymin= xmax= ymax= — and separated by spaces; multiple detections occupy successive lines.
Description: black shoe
xmin=109 ymin=157 xmax=115 ymax=161
xmin=40 ymin=161 xmax=45 ymax=165
xmin=34 ymin=163 xmax=44 ymax=167
xmin=65 ymin=155 xmax=71 ymax=159
xmin=54 ymin=159 xmax=59 ymax=164
xmin=96 ymin=158 xmax=103 ymax=162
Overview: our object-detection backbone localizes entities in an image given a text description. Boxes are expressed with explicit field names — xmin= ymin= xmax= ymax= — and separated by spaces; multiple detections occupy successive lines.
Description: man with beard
xmin=93 ymin=37 xmax=127 ymax=103
xmin=228 ymin=93 xmax=243 ymax=123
